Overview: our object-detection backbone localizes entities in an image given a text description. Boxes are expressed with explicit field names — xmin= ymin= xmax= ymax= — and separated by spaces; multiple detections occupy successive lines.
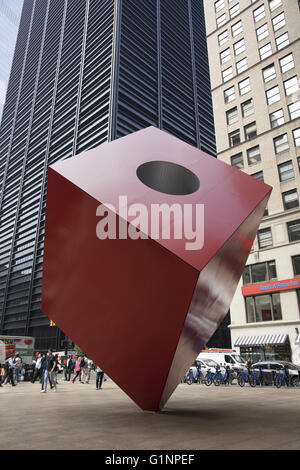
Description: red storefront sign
xmin=242 ymin=277 xmax=300 ymax=296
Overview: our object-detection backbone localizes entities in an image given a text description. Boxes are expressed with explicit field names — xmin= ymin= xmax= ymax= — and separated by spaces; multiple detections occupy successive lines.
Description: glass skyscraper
xmin=0 ymin=0 xmax=23 ymax=122
xmin=0 ymin=0 xmax=215 ymax=351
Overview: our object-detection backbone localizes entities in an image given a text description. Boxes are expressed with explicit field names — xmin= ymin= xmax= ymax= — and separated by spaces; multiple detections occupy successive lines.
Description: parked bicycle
xmin=251 ymin=365 xmax=264 ymax=386
xmin=204 ymin=368 xmax=214 ymax=386
xmin=274 ymin=365 xmax=289 ymax=388
xmin=213 ymin=365 xmax=231 ymax=386
xmin=237 ymin=367 xmax=256 ymax=387
xmin=186 ymin=366 xmax=203 ymax=385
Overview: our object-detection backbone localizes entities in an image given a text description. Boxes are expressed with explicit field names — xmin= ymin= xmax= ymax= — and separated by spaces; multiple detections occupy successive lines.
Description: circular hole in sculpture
xmin=136 ymin=160 xmax=200 ymax=196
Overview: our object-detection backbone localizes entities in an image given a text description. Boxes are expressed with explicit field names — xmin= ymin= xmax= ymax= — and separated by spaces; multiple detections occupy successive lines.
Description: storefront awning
xmin=234 ymin=333 xmax=288 ymax=347
xmin=295 ymin=334 xmax=300 ymax=345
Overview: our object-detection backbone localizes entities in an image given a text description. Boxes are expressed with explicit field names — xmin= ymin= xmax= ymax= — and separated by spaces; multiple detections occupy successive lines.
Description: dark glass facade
xmin=0 ymin=0 xmax=215 ymax=351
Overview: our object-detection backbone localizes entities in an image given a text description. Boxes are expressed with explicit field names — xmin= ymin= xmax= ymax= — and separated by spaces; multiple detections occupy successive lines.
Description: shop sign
xmin=242 ymin=277 xmax=300 ymax=296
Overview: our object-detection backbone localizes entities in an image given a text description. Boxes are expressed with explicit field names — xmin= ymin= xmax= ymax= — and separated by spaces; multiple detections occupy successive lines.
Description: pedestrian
xmin=0 ymin=363 xmax=4 ymax=386
xmin=14 ymin=354 xmax=22 ymax=383
xmin=65 ymin=355 xmax=74 ymax=381
xmin=96 ymin=364 xmax=104 ymax=390
xmin=41 ymin=349 xmax=57 ymax=393
xmin=32 ymin=352 xmax=42 ymax=383
xmin=7 ymin=353 xmax=16 ymax=386
xmin=80 ymin=356 xmax=88 ymax=383
xmin=245 ymin=357 xmax=252 ymax=369
xmin=2 ymin=358 xmax=10 ymax=385
xmin=86 ymin=358 xmax=94 ymax=384
xmin=72 ymin=356 xmax=82 ymax=383
xmin=53 ymin=354 xmax=60 ymax=385
xmin=40 ymin=353 xmax=47 ymax=391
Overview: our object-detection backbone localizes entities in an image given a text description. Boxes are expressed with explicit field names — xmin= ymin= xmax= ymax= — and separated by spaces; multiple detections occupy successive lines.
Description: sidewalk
xmin=1 ymin=379 xmax=299 ymax=450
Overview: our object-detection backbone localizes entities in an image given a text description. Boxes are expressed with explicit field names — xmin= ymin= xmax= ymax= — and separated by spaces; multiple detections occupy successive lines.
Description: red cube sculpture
xmin=42 ymin=126 xmax=271 ymax=411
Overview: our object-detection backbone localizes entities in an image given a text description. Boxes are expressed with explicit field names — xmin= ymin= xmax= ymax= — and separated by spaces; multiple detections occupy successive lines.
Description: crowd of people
xmin=0 ymin=349 xmax=105 ymax=392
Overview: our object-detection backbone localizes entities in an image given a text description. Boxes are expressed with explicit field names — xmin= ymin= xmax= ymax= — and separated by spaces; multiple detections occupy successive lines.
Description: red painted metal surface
xmin=42 ymin=126 xmax=272 ymax=411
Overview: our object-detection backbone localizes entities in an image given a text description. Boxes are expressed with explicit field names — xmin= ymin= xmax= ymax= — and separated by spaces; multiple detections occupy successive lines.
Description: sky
xmin=0 ymin=0 xmax=23 ymax=123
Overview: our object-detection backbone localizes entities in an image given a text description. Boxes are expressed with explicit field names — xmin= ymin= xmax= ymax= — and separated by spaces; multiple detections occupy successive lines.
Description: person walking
xmin=96 ymin=364 xmax=104 ymax=390
xmin=2 ymin=358 xmax=10 ymax=385
xmin=65 ymin=355 xmax=74 ymax=381
xmin=7 ymin=354 xmax=16 ymax=386
xmin=72 ymin=356 xmax=82 ymax=383
xmin=40 ymin=353 xmax=47 ymax=391
xmin=32 ymin=352 xmax=42 ymax=383
xmin=41 ymin=349 xmax=57 ymax=393
xmin=86 ymin=358 xmax=94 ymax=384
xmin=14 ymin=354 xmax=22 ymax=383
xmin=80 ymin=356 xmax=88 ymax=383
xmin=0 ymin=363 xmax=4 ymax=386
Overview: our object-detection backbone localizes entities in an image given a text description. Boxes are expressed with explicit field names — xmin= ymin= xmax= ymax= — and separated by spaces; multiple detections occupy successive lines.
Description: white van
xmin=196 ymin=349 xmax=246 ymax=372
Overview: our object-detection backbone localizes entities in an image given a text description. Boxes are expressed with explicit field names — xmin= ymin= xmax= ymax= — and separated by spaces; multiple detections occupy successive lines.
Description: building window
xmin=287 ymin=219 xmax=300 ymax=242
xmin=244 ymin=121 xmax=257 ymax=140
xmin=259 ymin=43 xmax=272 ymax=60
xmin=231 ymin=152 xmax=244 ymax=169
xmin=284 ymin=76 xmax=299 ymax=97
xmin=269 ymin=0 xmax=282 ymax=12
xmin=215 ymin=0 xmax=225 ymax=13
xmin=252 ymin=170 xmax=264 ymax=181
xmin=231 ymin=20 xmax=243 ymax=37
xmin=222 ymin=66 xmax=233 ymax=82
xmin=279 ymin=53 xmax=294 ymax=73
xmin=272 ymin=12 xmax=285 ymax=32
xmin=230 ymin=3 xmax=240 ymax=19
xmin=266 ymin=86 xmax=280 ymax=105
xmin=239 ymin=77 xmax=251 ymax=95
xmin=293 ymin=128 xmax=300 ymax=147
xmin=262 ymin=64 xmax=276 ymax=83
xmin=220 ymin=48 xmax=231 ymax=64
xmin=229 ymin=129 xmax=241 ymax=147
xmin=274 ymin=134 xmax=289 ymax=154
xmin=258 ymin=227 xmax=273 ymax=249
xmin=246 ymin=293 xmax=282 ymax=322
xmin=234 ymin=38 xmax=245 ymax=56
xmin=247 ymin=145 xmax=261 ymax=165
xmin=226 ymin=107 xmax=238 ymax=125
xmin=243 ymin=260 xmax=277 ymax=285
xmin=289 ymin=101 xmax=300 ymax=121
xmin=270 ymin=109 xmax=284 ymax=128
xmin=292 ymin=255 xmax=300 ymax=276
xmin=253 ymin=5 xmax=266 ymax=22
xmin=276 ymin=32 xmax=289 ymax=50
xmin=224 ymin=86 xmax=236 ymax=103
xmin=218 ymin=30 xmax=229 ymax=46
xmin=236 ymin=57 xmax=248 ymax=74
xmin=256 ymin=23 xmax=269 ymax=42
xmin=217 ymin=13 xmax=226 ymax=28
xmin=282 ymin=189 xmax=299 ymax=210
xmin=278 ymin=160 xmax=294 ymax=182
xmin=241 ymin=100 xmax=254 ymax=119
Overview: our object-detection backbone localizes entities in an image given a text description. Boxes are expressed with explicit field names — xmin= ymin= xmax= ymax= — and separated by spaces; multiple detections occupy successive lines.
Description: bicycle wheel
xmin=275 ymin=377 xmax=282 ymax=388
xmin=205 ymin=377 xmax=212 ymax=386
xmin=249 ymin=376 xmax=257 ymax=387
xmin=213 ymin=377 xmax=221 ymax=386
xmin=186 ymin=377 xmax=193 ymax=385
xmin=238 ymin=376 xmax=245 ymax=387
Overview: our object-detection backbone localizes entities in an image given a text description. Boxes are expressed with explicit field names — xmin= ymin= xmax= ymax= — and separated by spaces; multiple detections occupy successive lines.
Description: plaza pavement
xmin=0 ymin=377 xmax=299 ymax=450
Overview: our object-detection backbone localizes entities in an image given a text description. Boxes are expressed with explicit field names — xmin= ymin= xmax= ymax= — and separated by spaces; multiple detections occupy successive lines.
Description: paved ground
xmin=0 ymin=378 xmax=299 ymax=450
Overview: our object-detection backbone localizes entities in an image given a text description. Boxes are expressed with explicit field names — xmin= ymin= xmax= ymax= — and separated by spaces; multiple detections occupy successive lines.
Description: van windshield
xmin=202 ymin=359 xmax=219 ymax=368
xmin=232 ymin=354 xmax=246 ymax=364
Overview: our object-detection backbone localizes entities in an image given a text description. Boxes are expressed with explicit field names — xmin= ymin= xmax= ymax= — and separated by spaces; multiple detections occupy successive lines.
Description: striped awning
xmin=234 ymin=333 xmax=288 ymax=347
xmin=295 ymin=334 xmax=300 ymax=345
